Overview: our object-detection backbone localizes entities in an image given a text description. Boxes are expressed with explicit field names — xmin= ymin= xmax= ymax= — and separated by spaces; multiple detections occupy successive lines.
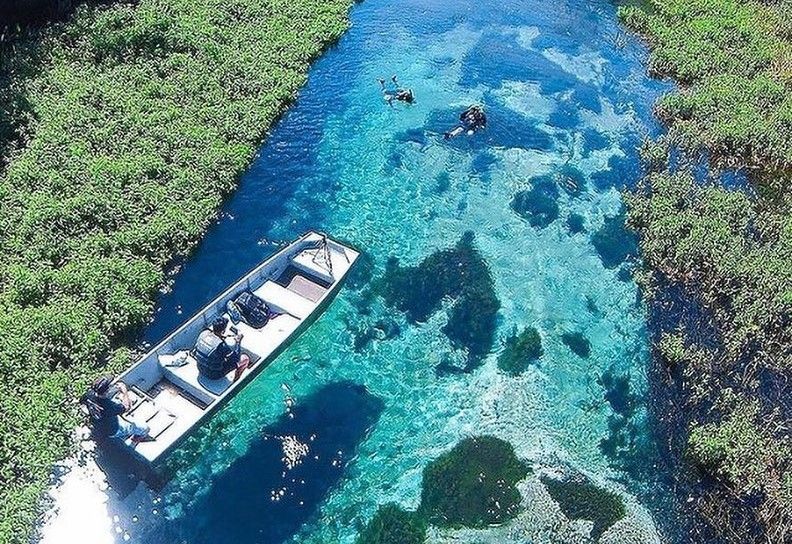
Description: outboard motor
xmin=194 ymin=329 xmax=229 ymax=379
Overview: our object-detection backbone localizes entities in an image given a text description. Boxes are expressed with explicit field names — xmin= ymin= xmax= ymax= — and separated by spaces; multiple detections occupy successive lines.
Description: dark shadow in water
xmin=162 ymin=381 xmax=383 ymax=544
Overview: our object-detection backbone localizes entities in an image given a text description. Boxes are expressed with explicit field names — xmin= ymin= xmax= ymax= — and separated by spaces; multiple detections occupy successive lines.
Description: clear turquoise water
xmin=133 ymin=0 xmax=683 ymax=541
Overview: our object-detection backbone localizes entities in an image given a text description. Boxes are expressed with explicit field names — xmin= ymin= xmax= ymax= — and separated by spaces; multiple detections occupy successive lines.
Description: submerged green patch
xmin=380 ymin=232 xmax=500 ymax=369
xmin=561 ymin=331 xmax=591 ymax=358
xmin=591 ymin=212 xmax=636 ymax=269
xmin=510 ymin=176 xmax=560 ymax=228
xmin=497 ymin=326 xmax=543 ymax=375
xmin=356 ymin=504 xmax=427 ymax=544
xmin=541 ymin=474 xmax=626 ymax=540
xmin=420 ymin=436 xmax=529 ymax=528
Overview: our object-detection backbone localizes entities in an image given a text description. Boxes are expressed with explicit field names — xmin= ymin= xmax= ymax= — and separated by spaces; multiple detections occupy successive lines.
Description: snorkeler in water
xmin=444 ymin=105 xmax=487 ymax=139
xmin=379 ymin=75 xmax=415 ymax=106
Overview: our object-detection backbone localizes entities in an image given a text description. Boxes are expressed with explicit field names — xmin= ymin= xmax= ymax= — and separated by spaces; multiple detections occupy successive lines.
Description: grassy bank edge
xmin=0 ymin=1 xmax=354 ymax=542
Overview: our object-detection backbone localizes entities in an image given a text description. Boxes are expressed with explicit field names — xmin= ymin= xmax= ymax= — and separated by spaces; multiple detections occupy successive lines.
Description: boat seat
xmin=159 ymin=354 xmax=217 ymax=405
xmin=159 ymin=349 xmax=262 ymax=403
xmin=254 ymin=281 xmax=313 ymax=319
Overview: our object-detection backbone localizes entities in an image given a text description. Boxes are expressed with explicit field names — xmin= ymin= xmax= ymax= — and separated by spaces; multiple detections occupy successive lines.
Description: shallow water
xmin=132 ymin=0 xmax=686 ymax=541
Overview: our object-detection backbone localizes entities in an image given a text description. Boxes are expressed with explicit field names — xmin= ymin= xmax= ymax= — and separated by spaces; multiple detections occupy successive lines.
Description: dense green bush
xmin=621 ymin=0 xmax=792 ymax=540
xmin=497 ymin=326 xmax=543 ymax=375
xmin=541 ymin=474 xmax=626 ymax=540
xmin=0 ymin=0 xmax=352 ymax=541
xmin=619 ymin=0 xmax=792 ymax=170
xmin=356 ymin=504 xmax=427 ymax=544
xmin=419 ymin=435 xmax=529 ymax=528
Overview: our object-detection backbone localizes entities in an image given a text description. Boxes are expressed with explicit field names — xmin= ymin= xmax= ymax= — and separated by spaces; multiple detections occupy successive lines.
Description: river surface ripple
xmin=135 ymin=0 xmax=685 ymax=542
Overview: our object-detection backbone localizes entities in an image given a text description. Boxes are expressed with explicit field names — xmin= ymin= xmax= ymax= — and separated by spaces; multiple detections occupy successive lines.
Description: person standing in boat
xmin=83 ymin=376 xmax=150 ymax=441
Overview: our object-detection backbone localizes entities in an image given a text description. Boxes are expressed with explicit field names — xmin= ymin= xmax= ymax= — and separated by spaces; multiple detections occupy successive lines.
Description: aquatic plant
xmin=567 ymin=213 xmax=586 ymax=234
xmin=380 ymin=232 xmax=500 ymax=369
xmin=561 ymin=331 xmax=591 ymax=358
xmin=510 ymin=176 xmax=560 ymax=228
xmin=497 ymin=326 xmax=543 ymax=375
xmin=620 ymin=0 xmax=792 ymax=539
xmin=0 ymin=0 xmax=354 ymax=540
xmin=541 ymin=474 xmax=626 ymax=540
xmin=356 ymin=504 xmax=427 ymax=544
xmin=590 ymin=212 xmax=637 ymax=269
xmin=419 ymin=435 xmax=529 ymax=528
xmin=556 ymin=165 xmax=587 ymax=196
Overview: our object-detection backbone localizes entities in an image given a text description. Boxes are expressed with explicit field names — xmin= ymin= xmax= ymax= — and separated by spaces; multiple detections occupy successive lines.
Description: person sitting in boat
xmin=444 ymin=105 xmax=487 ymax=139
xmin=83 ymin=376 xmax=150 ymax=442
xmin=379 ymin=75 xmax=414 ymax=106
xmin=195 ymin=317 xmax=250 ymax=381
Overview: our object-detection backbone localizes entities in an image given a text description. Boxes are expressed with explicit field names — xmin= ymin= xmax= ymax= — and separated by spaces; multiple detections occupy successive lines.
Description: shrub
xmin=0 ymin=0 xmax=353 ymax=541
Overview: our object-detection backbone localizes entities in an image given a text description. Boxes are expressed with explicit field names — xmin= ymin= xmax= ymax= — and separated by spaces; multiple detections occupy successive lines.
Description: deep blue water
xmin=128 ymin=0 xmax=688 ymax=542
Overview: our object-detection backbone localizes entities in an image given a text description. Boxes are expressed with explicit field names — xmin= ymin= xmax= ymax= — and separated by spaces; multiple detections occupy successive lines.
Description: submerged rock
xmin=420 ymin=436 xmax=529 ymax=528
xmin=379 ymin=232 xmax=500 ymax=369
xmin=541 ymin=473 xmax=626 ymax=540
xmin=510 ymin=176 xmax=560 ymax=229
xmin=561 ymin=331 xmax=591 ymax=358
xmin=356 ymin=504 xmax=426 ymax=544
xmin=498 ymin=326 xmax=543 ymax=375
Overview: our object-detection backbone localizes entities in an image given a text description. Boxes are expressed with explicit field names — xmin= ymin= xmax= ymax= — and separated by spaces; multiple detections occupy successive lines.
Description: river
xmin=98 ymin=0 xmax=683 ymax=541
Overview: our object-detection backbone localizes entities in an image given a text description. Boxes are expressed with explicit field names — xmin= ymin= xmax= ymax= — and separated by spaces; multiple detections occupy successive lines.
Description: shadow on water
xmin=159 ymin=381 xmax=384 ymax=544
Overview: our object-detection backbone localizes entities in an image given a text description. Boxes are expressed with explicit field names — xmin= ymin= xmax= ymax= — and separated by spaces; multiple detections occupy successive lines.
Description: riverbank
xmin=619 ymin=0 xmax=791 ymax=541
xmin=0 ymin=1 xmax=352 ymax=541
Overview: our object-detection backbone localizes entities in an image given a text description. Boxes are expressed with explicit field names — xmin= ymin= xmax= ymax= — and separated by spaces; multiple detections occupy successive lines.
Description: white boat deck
xmin=112 ymin=232 xmax=358 ymax=464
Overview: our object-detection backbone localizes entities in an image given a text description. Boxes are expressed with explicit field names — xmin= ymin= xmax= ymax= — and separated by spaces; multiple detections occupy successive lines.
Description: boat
xmin=112 ymin=232 xmax=359 ymax=464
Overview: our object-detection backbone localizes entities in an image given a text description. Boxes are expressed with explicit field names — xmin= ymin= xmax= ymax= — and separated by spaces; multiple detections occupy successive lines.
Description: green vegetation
xmin=510 ymin=176 xmax=560 ymax=228
xmin=497 ymin=326 xmax=543 ymax=375
xmin=541 ymin=474 xmax=626 ymax=540
xmin=419 ymin=435 xmax=529 ymax=528
xmin=0 ymin=0 xmax=352 ymax=541
xmin=356 ymin=504 xmax=427 ymax=544
xmin=619 ymin=0 xmax=792 ymax=540
xmin=380 ymin=232 xmax=500 ymax=368
xmin=561 ymin=331 xmax=591 ymax=358
xmin=591 ymin=212 xmax=636 ymax=269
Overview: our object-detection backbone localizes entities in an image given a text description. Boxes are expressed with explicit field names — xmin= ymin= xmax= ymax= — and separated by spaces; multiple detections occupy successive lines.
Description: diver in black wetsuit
xmin=379 ymin=76 xmax=415 ymax=106
xmin=444 ymin=105 xmax=487 ymax=139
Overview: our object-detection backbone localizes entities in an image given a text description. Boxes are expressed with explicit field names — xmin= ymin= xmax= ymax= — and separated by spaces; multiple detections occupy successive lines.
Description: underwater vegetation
xmin=619 ymin=0 xmax=792 ymax=536
xmin=510 ymin=175 xmax=560 ymax=228
xmin=379 ymin=232 xmax=500 ymax=369
xmin=598 ymin=367 xmax=647 ymax=474
xmin=541 ymin=473 xmax=626 ymax=540
xmin=561 ymin=331 xmax=591 ymax=358
xmin=497 ymin=326 xmax=543 ymax=375
xmin=591 ymin=212 xmax=637 ymax=269
xmin=419 ymin=435 xmax=529 ymax=528
xmin=567 ymin=213 xmax=586 ymax=234
xmin=356 ymin=504 xmax=427 ymax=544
